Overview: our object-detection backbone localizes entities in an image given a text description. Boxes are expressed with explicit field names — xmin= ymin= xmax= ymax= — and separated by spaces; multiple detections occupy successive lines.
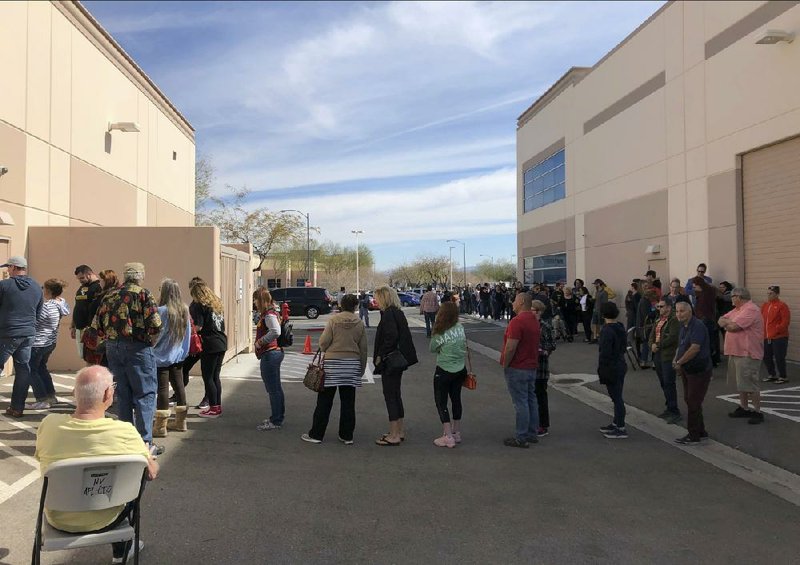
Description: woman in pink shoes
xmin=190 ymin=280 xmax=227 ymax=418
xmin=429 ymin=302 xmax=467 ymax=448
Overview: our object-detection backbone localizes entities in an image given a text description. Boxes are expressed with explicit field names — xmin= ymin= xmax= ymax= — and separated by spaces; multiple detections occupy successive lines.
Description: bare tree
xmin=474 ymin=259 xmax=516 ymax=283
xmin=200 ymin=186 xmax=305 ymax=272
xmin=194 ymin=153 xmax=215 ymax=223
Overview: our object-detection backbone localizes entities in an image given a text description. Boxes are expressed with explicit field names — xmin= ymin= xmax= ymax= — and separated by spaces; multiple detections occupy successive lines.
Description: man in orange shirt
xmin=761 ymin=285 xmax=791 ymax=384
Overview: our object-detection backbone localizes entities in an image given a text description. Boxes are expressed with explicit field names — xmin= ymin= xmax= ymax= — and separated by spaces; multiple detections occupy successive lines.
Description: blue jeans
xmin=260 ymin=349 xmax=285 ymax=426
xmin=503 ymin=367 xmax=539 ymax=441
xmin=423 ymin=312 xmax=436 ymax=337
xmin=29 ymin=343 xmax=57 ymax=400
xmin=359 ymin=307 xmax=370 ymax=328
xmin=106 ymin=340 xmax=157 ymax=443
xmin=4 ymin=336 xmax=35 ymax=411
xmin=605 ymin=372 xmax=626 ymax=428
xmin=654 ymin=352 xmax=679 ymax=414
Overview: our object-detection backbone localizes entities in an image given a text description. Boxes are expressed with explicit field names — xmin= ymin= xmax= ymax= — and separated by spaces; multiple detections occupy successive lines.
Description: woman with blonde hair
xmin=253 ymin=287 xmax=285 ymax=431
xmin=190 ymin=280 xmax=227 ymax=418
xmin=429 ymin=301 xmax=466 ymax=448
xmin=152 ymin=279 xmax=192 ymax=436
xmin=373 ymin=286 xmax=418 ymax=445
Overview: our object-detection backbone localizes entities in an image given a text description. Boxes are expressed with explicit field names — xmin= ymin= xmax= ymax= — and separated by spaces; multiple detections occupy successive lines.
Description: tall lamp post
xmin=446 ymin=239 xmax=467 ymax=290
xmin=448 ymin=246 xmax=455 ymax=291
xmin=352 ymin=229 xmax=363 ymax=292
xmin=280 ymin=209 xmax=311 ymax=285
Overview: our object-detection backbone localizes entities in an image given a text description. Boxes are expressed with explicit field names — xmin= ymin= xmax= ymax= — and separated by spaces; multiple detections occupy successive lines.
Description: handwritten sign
xmin=82 ymin=467 xmax=116 ymax=501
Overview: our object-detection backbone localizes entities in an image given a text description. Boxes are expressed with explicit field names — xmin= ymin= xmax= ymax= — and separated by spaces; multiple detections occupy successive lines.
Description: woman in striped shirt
xmin=302 ymin=294 xmax=367 ymax=444
xmin=25 ymin=278 xmax=70 ymax=410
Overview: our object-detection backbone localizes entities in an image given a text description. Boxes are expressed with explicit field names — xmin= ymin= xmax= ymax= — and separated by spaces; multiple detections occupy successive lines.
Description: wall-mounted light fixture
xmin=107 ymin=121 xmax=140 ymax=133
xmin=755 ymin=29 xmax=795 ymax=44
xmin=0 ymin=211 xmax=15 ymax=226
xmin=645 ymin=244 xmax=661 ymax=254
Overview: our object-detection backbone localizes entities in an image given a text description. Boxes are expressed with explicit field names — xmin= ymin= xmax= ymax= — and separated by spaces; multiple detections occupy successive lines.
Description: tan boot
xmin=167 ymin=405 xmax=188 ymax=432
xmin=153 ymin=409 xmax=171 ymax=438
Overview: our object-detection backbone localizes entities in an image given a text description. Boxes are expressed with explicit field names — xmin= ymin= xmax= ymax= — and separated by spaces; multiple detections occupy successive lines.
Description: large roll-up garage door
xmin=742 ymin=135 xmax=800 ymax=361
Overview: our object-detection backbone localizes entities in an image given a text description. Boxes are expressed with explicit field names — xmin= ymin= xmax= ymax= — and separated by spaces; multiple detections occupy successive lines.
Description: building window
xmin=523 ymin=252 xmax=566 ymax=285
xmin=523 ymin=149 xmax=565 ymax=213
xmin=267 ymin=278 xmax=282 ymax=289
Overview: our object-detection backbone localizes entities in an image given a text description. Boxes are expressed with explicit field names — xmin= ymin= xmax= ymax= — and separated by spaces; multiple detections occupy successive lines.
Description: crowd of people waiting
xmin=0 ymin=253 xmax=791 ymax=561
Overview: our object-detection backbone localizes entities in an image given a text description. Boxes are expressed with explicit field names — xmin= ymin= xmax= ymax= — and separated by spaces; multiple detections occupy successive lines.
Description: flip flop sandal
xmin=375 ymin=436 xmax=401 ymax=446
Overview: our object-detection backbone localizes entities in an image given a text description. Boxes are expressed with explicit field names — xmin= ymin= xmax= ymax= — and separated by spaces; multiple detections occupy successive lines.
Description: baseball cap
xmin=768 ymin=285 xmax=780 ymax=294
xmin=1 ymin=256 xmax=27 ymax=269
xmin=123 ymin=262 xmax=145 ymax=277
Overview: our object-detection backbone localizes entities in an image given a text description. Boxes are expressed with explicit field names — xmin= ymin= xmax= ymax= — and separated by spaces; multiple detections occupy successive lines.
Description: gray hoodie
xmin=0 ymin=275 xmax=44 ymax=338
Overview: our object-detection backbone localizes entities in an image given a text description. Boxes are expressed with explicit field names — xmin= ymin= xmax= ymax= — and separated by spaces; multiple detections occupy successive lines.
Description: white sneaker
xmin=112 ymin=539 xmax=144 ymax=564
xmin=433 ymin=434 xmax=456 ymax=448
xmin=301 ymin=433 xmax=322 ymax=444
xmin=338 ymin=436 xmax=354 ymax=445
xmin=453 ymin=431 xmax=462 ymax=444
xmin=256 ymin=420 xmax=281 ymax=431
xmin=24 ymin=401 xmax=50 ymax=410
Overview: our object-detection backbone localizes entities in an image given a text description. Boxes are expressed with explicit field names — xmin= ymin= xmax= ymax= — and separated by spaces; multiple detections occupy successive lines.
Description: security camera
xmin=0 ymin=166 xmax=8 ymax=176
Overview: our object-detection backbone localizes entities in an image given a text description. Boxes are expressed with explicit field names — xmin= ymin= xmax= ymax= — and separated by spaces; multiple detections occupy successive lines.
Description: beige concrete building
xmin=0 ymin=0 xmax=196 ymax=263
xmin=517 ymin=0 xmax=800 ymax=357
xmin=0 ymin=2 xmax=256 ymax=371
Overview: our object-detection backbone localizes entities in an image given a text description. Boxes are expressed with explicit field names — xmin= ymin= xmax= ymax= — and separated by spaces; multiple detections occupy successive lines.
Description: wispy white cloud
xmin=87 ymin=0 xmax=666 ymax=268
xmin=261 ymin=167 xmax=518 ymax=246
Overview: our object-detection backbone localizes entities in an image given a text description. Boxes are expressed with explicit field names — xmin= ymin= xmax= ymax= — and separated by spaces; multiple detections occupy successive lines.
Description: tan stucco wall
xmin=0 ymin=1 xmax=195 ymax=260
xmin=517 ymin=0 xmax=800 ymax=288
xmin=27 ymin=226 xmax=222 ymax=372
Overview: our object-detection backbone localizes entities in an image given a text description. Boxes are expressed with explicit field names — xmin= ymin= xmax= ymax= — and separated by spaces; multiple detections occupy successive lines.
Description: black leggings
xmin=381 ymin=369 xmax=404 ymax=421
xmin=182 ymin=354 xmax=201 ymax=387
xmin=582 ymin=311 xmax=593 ymax=340
xmin=200 ymin=352 xmax=224 ymax=406
xmin=433 ymin=366 xmax=466 ymax=423
xmin=535 ymin=378 xmax=549 ymax=429
xmin=157 ymin=363 xmax=186 ymax=409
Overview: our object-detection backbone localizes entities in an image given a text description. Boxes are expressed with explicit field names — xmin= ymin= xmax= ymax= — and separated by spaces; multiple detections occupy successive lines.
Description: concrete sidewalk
xmin=460 ymin=313 xmax=800 ymax=477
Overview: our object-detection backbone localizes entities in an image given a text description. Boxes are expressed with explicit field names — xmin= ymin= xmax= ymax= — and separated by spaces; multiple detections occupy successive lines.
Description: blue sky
xmin=85 ymin=0 xmax=663 ymax=271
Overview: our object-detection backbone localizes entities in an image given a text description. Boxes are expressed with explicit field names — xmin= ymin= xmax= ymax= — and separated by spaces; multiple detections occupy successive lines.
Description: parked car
xmin=269 ymin=287 xmax=335 ymax=319
xmin=397 ymin=292 xmax=421 ymax=307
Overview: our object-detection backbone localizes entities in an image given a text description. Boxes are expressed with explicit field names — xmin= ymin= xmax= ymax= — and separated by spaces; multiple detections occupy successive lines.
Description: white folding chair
xmin=31 ymin=455 xmax=148 ymax=565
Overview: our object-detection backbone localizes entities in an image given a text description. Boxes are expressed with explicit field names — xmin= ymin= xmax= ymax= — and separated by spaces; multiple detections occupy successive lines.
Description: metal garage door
xmin=742 ymin=135 xmax=800 ymax=360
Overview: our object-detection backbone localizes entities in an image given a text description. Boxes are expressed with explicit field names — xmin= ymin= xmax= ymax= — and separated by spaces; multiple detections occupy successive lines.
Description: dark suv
xmin=269 ymin=287 xmax=335 ymax=319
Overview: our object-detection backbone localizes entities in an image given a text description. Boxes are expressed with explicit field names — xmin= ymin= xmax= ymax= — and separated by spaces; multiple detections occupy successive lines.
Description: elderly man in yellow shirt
xmin=35 ymin=365 xmax=159 ymax=563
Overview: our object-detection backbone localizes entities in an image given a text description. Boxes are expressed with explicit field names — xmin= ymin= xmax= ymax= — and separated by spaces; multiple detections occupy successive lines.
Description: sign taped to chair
xmin=82 ymin=466 xmax=116 ymax=500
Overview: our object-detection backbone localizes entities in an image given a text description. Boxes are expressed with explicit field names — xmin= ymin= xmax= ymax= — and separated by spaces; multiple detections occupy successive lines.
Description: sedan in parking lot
xmin=398 ymin=292 xmax=420 ymax=307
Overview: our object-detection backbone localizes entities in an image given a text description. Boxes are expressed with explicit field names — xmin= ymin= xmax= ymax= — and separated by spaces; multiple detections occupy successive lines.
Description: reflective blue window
xmin=524 ymin=252 xmax=567 ymax=285
xmin=523 ymin=148 xmax=565 ymax=213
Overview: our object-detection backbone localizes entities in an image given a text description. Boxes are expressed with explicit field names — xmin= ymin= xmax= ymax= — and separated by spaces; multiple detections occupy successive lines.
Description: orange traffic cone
xmin=302 ymin=335 xmax=313 ymax=355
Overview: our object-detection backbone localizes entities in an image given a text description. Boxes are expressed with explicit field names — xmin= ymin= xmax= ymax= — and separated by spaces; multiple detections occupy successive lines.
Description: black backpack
xmin=277 ymin=319 xmax=293 ymax=347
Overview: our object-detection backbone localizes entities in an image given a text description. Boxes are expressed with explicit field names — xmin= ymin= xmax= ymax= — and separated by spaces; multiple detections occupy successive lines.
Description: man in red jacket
xmin=761 ymin=286 xmax=791 ymax=384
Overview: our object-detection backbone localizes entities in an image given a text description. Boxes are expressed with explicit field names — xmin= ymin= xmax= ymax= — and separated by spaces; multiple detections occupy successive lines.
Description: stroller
xmin=552 ymin=310 xmax=573 ymax=343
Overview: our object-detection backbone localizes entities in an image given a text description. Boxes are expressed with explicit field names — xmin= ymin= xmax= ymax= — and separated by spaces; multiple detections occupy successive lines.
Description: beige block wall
xmin=518 ymin=1 xmax=800 ymax=289
xmin=0 ymin=0 xmax=197 ymax=274
xmin=27 ymin=226 xmax=222 ymax=372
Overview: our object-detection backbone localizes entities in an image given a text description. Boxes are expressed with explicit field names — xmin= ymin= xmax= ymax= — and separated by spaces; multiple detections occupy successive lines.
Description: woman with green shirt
xmin=429 ymin=302 xmax=467 ymax=448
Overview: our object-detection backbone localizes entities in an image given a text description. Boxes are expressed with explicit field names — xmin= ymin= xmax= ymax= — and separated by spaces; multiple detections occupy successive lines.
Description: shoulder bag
xmin=303 ymin=349 xmax=325 ymax=392
xmin=190 ymin=322 xmax=203 ymax=356
xmin=464 ymin=347 xmax=477 ymax=390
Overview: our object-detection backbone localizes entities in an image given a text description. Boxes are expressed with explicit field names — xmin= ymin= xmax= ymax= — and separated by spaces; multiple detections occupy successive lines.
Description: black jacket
xmin=373 ymin=306 xmax=418 ymax=368
xmin=597 ymin=321 xmax=627 ymax=384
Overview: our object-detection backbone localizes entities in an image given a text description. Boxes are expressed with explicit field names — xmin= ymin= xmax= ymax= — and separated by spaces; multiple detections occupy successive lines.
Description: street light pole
xmin=280 ymin=209 xmax=312 ymax=285
xmin=449 ymin=246 xmax=455 ymax=291
xmin=352 ymin=229 xmax=363 ymax=292
xmin=446 ymin=239 xmax=467 ymax=290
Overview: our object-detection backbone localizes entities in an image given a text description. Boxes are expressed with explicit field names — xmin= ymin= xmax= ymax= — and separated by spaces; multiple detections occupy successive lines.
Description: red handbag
xmin=464 ymin=347 xmax=477 ymax=390
xmin=189 ymin=323 xmax=203 ymax=356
